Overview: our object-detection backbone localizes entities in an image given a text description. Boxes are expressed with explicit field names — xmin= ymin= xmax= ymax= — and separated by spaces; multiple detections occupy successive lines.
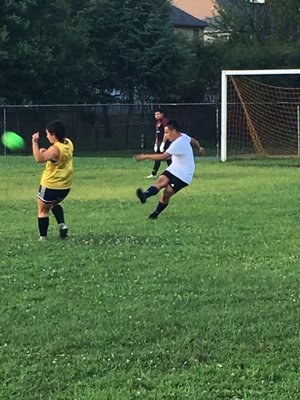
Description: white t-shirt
xmin=166 ymin=133 xmax=195 ymax=184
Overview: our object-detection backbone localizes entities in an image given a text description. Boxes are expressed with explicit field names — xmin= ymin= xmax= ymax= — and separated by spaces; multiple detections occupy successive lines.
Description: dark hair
xmin=46 ymin=120 xmax=66 ymax=143
xmin=166 ymin=120 xmax=180 ymax=131
xmin=154 ymin=107 xmax=164 ymax=114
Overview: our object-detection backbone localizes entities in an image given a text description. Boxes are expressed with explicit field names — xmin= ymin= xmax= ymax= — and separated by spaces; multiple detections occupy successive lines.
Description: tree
xmin=214 ymin=0 xmax=271 ymax=43
xmin=0 ymin=0 xmax=94 ymax=103
xmin=182 ymin=0 xmax=300 ymax=103
xmin=0 ymin=0 xmax=192 ymax=104
xmin=214 ymin=0 xmax=300 ymax=44
xmin=0 ymin=0 xmax=33 ymax=102
xmin=267 ymin=0 xmax=300 ymax=43
xmin=87 ymin=0 xmax=191 ymax=103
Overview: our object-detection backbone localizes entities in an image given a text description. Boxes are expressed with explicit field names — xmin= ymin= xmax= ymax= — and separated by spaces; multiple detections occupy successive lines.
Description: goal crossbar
xmin=223 ymin=69 xmax=300 ymax=77
xmin=221 ymin=69 xmax=300 ymax=161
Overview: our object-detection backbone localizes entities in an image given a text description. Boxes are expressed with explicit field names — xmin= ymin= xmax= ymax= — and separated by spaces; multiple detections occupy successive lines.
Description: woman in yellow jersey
xmin=32 ymin=120 xmax=74 ymax=241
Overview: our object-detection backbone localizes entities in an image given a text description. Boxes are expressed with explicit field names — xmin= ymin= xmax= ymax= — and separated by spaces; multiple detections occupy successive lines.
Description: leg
xmin=37 ymin=199 xmax=53 ymax=239
xmin=161 ymin=185 xmax=176 ymax=205
xmin=147 ymin=160 xmax=161 ymax=179
xmin=52 ymin=204 xmax=64 ymax=224
xmin=136 ymin=175 xmax=169 ymax=204
xmin=52 ymin=203 xmax=68 ymax=239
xmin=152 ymin=160 xmax=161 ymax=176
xmin=148 ymin=171 xmax=188 ymax=220
xmin=149 ymin=185 xmax=175 ymax=220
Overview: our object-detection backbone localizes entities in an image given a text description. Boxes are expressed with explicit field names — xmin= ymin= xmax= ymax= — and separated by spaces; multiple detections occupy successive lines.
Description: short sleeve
xmin=167 ymin=140 xmax=181 ymax=156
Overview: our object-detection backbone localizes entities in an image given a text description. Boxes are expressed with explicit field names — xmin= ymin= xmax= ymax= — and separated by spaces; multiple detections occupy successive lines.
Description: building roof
xmin=172 ymin=0 xmax=216 ymax=20
xmin=171 ymin=6 xmax=209 ymax=28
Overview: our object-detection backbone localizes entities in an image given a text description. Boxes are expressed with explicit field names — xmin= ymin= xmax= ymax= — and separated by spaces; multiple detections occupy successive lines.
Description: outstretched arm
xmin=135 ymin=152 xmax=171 ymax=162
xmin=32 ymin=132 xmax=60 ymax=163
xmin=191 ymin=137 xmax=205 ymax=156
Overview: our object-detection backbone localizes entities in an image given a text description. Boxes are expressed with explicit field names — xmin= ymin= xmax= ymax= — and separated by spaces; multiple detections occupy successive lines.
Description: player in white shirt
xmin=135 ymin=120 xmax=204 ymax=219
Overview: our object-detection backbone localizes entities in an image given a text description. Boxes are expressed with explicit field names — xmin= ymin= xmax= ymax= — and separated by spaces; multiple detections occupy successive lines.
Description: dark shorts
xmin=38 ymin=185 xmax=70 ymax=204
xmin=161 ymin=170 xmax=188 ymax=193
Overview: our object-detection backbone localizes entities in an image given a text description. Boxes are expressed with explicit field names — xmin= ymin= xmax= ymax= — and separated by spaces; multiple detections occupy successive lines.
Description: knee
xmin=38 ymin=209 xmax=49 ymax=218
xmin=162 ymin=188 xmax=174 ymax=204
xmin=155 ymin=177 xmax=168 ymax=190
xmin=38 ymin=203 xmax=51 ymax=217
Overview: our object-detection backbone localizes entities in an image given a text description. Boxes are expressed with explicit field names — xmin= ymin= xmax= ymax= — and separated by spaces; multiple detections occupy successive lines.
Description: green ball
xmin=1 ymin=131 xmax=25 ymax=151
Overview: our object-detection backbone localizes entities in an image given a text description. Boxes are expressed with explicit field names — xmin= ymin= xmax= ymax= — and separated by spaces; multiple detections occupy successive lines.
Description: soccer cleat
xmin=59 ymin=224 xmax=68 ymax=239
xmin=148 ymin=212 xmax=158 ymax=220
xmin=39 ymin=236 xmax=47 ymax=241
xmin=146 ymin=174 xmax=156 ymax=179
xmin=136 ymin=188 xmax=147 ymax=204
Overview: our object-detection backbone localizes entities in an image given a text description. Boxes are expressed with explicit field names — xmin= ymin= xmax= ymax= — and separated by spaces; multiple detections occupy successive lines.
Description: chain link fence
xmin=0 ymin=103 xmax=220 ymax=155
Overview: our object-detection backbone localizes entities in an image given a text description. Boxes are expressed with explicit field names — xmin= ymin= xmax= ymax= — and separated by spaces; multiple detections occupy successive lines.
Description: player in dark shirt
xmin=147 ymin=108 xmax=172 ymax=179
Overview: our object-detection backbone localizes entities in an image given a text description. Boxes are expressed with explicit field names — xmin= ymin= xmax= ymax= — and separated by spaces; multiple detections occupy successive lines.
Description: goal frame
xmin=221 ymin=69 xmax=300 ymax=161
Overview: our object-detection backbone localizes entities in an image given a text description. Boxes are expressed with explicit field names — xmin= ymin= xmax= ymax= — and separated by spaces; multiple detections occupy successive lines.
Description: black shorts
xmin=38 ymin=185 xmax=70 ymax=204
xmin=162 ymin=170 xmax=188 ymax=193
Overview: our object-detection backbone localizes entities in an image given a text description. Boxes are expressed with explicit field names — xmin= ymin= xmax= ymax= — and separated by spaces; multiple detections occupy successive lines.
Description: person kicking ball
xmin=135 ymin=120 xmax=204 ymax=219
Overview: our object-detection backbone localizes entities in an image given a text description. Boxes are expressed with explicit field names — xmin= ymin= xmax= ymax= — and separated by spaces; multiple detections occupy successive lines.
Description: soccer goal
xmin=221 ymin=69 xmax=300 ymax=161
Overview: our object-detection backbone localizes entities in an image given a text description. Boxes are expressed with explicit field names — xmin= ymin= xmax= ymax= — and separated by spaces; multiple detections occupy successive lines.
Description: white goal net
xmin=221 ymin=69 xmax=300 ymax=161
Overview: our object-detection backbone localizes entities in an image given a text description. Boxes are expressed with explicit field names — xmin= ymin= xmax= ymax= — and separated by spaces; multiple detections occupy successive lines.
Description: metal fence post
xmin=3 ymin=106 xmax=7 ymax=156
xmin=297 ymin=105 xmax=300 ymax=158
xmin=216 ymin=104 xmax=220 ymax=159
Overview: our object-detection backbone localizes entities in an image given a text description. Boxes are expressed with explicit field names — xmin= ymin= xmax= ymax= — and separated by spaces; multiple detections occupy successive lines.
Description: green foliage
xmin=1 ymin=156 xmax=300 ymax=399
xmin=188 ymin=0 xmax=300 ymax=99
xmin=214 ymin=0 xmax=271 ymax=43
xmin=81 ymin=0 xmax=192 ymax=102
xmin=0 ymin=0 xmax=92 ymax=103
xmin=1 ymin=0 xmax=297 ymax=104
xmin=215 ymin=0 xmax=300 ymax=44
xmin=266 ymin=0 xmax=300 ymax=43
xmin=0 ymin=0 xmax=192 ymax=104
xmin=178 ymin=40 xmax=225 ymax=101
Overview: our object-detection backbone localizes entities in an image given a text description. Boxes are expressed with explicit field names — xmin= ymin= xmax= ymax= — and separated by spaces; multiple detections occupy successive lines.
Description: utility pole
xmin=249 ymin=0 xmax=266 ymax=39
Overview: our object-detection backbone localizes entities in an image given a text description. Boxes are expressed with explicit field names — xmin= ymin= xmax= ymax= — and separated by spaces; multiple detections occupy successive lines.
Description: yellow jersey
xmin=40 ymin=139 xmax=74 ymax=189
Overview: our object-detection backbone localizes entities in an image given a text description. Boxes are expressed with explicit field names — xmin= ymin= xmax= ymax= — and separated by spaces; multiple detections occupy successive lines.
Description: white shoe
xmin=39 ymin=236 xmax=47 ymax=241
xmin=146 ymin=174 xmax=156 ymax=179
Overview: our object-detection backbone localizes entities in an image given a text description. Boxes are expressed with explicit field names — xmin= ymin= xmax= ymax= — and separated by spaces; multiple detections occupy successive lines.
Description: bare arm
xmin=191 ymin=137 xmax=205 ymax=156
xmin=32 ymin=132 xmax=60 ymax=163
xmin=135 ymin=152 xmax=171 ymax=162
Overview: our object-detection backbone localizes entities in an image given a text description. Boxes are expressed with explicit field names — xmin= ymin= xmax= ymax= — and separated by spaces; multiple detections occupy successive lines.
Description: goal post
xmin=221 ymin=69 xmax=300 ymax=161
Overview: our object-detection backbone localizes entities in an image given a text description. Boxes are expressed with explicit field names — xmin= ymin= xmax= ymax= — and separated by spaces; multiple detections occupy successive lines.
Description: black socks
xmin=38 ymin=217 xmax=49 ymax=237
xmin=153 ymin=202 xmax=168 ymax=217
xmin=145 ymin=186 xmax=159 ymax=199
xmin=52 ymin=205 xmax=65 ymax=225
xmin=38 ymin=205 xmax=65 ymax=238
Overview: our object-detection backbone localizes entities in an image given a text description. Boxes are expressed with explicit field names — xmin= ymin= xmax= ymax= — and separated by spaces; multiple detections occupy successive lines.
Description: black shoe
xmin=136 ymin=188 xmax=147 ymax=204
xmin=148 ymin=212 xmax=158 ymax=220
xmin=59 ymin=224 xmax=68 ymax=239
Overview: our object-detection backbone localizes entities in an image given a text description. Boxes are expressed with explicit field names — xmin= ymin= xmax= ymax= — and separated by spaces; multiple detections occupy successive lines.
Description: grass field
xmin=1 ymin=156 xmax=299 ymax=400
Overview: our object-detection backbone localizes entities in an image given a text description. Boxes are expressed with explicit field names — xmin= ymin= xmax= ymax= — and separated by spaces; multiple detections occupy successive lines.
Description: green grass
xmin=0 ymin=156 xmax=299 ymax=400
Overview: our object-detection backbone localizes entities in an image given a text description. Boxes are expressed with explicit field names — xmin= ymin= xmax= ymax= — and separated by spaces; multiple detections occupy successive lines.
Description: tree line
xmin=0 ymin=0 xmax=299 ymax=105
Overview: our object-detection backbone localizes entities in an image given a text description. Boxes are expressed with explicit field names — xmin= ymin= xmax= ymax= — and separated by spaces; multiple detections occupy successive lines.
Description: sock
xmin=144 ymin=186 xmax=159 ymax=199
xmin=152 ymin=161 xmax=160 ymax=175
xmin=152 ymin=202 xmax=168 ymax=216
xmin=38 ymin=217 xmax=49 ymax=237
xmin=52 ymin=205 xmax=65 ymax=225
